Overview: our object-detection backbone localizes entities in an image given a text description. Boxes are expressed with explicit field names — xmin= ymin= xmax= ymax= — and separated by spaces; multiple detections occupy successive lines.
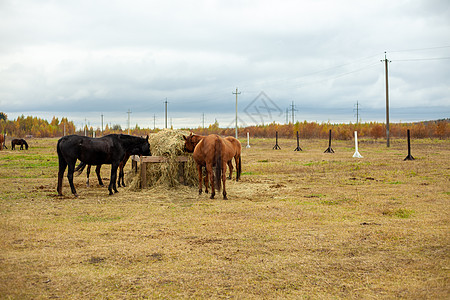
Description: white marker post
xmin=353 ymin=131 xmax=363 ymax=158
xmin=246 ymin=132 xmax=251 ymax=148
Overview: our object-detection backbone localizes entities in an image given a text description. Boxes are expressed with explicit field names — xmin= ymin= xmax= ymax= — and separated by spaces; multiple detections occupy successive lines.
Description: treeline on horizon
xmin=0 ymin=113 xmax=448 ymax=140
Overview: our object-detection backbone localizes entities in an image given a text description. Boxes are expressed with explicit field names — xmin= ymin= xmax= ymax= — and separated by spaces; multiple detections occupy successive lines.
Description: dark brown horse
xmin=183 ymin=133 xmax=242 ymax=181
xmin=75 ymin=153 xmax=131 ymax=187
xmin=11 ymin=139 xmax=29 ymax=150
xmin=57 ymin=134 xmax=150 ymax=196
xmin=184 ymin=134 xmax=235 ymax=199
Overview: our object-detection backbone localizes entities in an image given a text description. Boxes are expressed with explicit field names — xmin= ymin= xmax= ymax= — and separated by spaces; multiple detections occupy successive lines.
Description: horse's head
xmin=183 ymin=133 xmax=196 ymax=153
xmin=141 ymin=135 xmax=151 ymax=156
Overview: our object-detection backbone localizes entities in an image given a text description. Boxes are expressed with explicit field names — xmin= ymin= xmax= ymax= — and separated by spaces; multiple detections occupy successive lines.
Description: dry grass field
xmin=0 ymin=136 xmax=449 ymax=299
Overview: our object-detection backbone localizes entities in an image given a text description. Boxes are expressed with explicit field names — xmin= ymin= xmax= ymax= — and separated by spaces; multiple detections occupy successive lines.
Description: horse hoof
xmin=74 ymin=194 xmax=79 ymax=198
xmin=198 ymin=190 xmax=202 ymax=195
xmin=223 ymin=196 xmax=228 ymax=200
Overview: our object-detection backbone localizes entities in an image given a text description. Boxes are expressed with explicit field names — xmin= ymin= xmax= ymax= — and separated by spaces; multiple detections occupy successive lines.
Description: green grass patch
xmin=383 ymin=209 xmax=415 ymax=218
xmin=242 ymin=171 xmax=262 ymax=176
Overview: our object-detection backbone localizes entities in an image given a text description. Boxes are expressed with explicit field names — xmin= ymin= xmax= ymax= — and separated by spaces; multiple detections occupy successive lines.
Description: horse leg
xmin=118 ymin=155 xmax=129 ymax=187
xmin=57 ymin=156 xmax=67 ymax=196
xmin=204 ymin=169 xmax=209 ymax=194
xmin=197 ymin=164 xmax=203 ymax=194
xmin=235 ymin=156 xmax=240 ymax=181
xmin=109 ymin=164 xmax=119 ymax=195
xmin=118 ymin=164 xmax=124 ymax=187
xmin=227 ymin=161 xmax=233 ymax=180
xmin=207 ymin=163 xmax=215 ymax=199
xmin=67 ymin=162 xmax=78 ymax=197
xmin=86 ymin=165 xmax=91 ymax=187
xmin=222 ymin=161 xmax=228 ymax=200
xmin=95 ymin=165 xmax=103 ymax=186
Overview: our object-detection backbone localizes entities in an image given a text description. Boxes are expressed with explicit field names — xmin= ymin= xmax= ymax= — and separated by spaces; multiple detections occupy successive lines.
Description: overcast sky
xmin=1 ymin=0 xmax=449 ymax=129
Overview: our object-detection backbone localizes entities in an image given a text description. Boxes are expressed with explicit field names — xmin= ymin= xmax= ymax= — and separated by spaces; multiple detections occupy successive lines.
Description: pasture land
xmin=0 ymin=137 xmax=449 ymax=299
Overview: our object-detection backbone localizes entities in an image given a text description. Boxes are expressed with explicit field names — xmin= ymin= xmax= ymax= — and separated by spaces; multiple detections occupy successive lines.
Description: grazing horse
xmin=183 ymin=133 xmax=242 ymax=181
xmin=11 ymin=139 xmax=29 ymax=150
xmin=75 ymin=153 xmax=131 ymax=188
xmin=0 ymin=134 xmax=4 ymax=150
xmin=184 ymin=134 xmax=235 ymax=199
xmin=57 ymin=134 xmax=150 ymax=197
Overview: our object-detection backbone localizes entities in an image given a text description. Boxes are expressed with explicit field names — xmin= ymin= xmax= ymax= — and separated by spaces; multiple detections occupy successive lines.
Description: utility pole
xmin=84 ymin=118 xmax=87 ymax=136
xmin=232 ymin=87 xmax=241 ymax=139
xmin=153 ymin=114 xmax=156 ymax=130
xmin=290 ymin=101 xmax=298 ymax=124
xmin=202 ymin=113 xmax=205 ymax=128
xmin=164 ymin=98 xmax=168 ymax=129
xmin=101 ymin=113 xmax=104 ymax=135
xmin=127 ymin=109 xmax=132 ymax=135
xmin=382 ymin=52 xmax=391 ymax=147
xmin=354 ymin=101 xmax=360 ymax=124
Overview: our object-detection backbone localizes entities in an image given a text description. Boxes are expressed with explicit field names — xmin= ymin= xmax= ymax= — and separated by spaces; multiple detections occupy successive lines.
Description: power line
xmin=393 ymin=56 xmax=450 ymax=62
xmin=389 ymin=45 xmax=450 ymax=53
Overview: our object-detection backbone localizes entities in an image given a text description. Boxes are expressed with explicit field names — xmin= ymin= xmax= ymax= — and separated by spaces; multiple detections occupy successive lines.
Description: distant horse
xmin=75 ymin=153 xmax=131 ymax=188
xmin=183 ymin=133 xmax=242 ymax=181
xmin=57 ymin=134 xmax=151 ymax=197
xmin=184 ymin=134 xmax=235 ymax=199
xmin=0 ymin=134 xmax=4 ymax=150
xmin=11 ymin=139 xmax=29 ymax=150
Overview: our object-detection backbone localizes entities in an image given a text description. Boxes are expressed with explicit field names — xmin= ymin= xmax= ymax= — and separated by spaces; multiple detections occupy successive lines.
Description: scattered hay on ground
xmin=127 ymin=129 xmax=198 ymax=191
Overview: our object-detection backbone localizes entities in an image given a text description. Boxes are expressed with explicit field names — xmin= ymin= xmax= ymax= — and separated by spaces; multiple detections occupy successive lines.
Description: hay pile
xmin=127 ymin=129 xmax=198 ymax=190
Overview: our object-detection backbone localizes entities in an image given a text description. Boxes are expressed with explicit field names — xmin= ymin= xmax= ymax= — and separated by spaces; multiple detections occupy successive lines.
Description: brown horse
xmin=183 ymin=133 xmax=242 ymax=181
xmin=224 ymin=136 xmax=242 ymax=181
xmin=11 ymin=139 xmax=29 ymax=150
xmin=184 ymin=134 xmax=235 ymax=199
xmin=0 ymin=134 xmax=4 ymax=150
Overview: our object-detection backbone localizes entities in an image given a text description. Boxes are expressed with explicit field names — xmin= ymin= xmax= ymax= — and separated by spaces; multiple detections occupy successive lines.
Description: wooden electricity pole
xmin=382 ymin=52 xmax=391 ymax=147
xmin=233 ymin=87 xmax=241 ymax=139
xmin=164 ymin=98 xmax=168 ymax=129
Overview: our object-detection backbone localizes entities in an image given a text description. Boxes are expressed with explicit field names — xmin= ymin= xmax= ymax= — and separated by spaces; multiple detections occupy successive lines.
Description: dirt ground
xmin=0 ymin=136 xmax=449 ymax=299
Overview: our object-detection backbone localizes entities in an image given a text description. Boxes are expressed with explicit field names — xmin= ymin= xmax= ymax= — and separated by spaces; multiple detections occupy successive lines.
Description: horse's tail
xmin=215 ymin=137 xmax=222 ymax=192
xmin=75 ymin=161 xmax=87 ymax=175
xmin=237 ymin=155 xmax=242 ymax=181
xmin=57 ymin=138 xmax=67 ymax=195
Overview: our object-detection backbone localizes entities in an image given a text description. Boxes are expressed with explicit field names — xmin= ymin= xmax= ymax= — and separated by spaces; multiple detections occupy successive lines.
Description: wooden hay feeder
xmin=131 ymin=155 xmax=190 ymax=189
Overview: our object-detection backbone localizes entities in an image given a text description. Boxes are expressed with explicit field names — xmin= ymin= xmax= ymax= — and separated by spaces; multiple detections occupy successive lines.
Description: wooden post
xmin=324 ymin=130 xmax=334 ymax=153
xmin=140 ymin=156 xmax=147 ymax=189
xmin=272 ymin=132 xmax=281 ymax=150
xmin=404 ymin=129 xmax=415 ymax=161
xmin=294 ymin=131 xmax=302 ymax=151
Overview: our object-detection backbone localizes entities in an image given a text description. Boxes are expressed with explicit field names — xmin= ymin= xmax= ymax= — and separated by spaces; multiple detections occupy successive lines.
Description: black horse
xmin=57 ymin=134 xmax=151 ymax=197
xmin=11 ymin=139 xmax=28 ymax=150
xmin=75 ymin=153 xmax=131 ymax=188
